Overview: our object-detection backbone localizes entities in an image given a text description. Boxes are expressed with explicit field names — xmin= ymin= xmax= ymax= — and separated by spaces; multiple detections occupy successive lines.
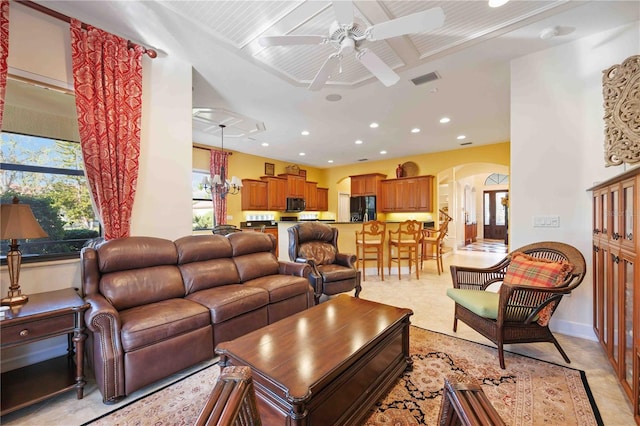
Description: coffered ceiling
xmin=28 ymin=1 xmax=640 ymax=168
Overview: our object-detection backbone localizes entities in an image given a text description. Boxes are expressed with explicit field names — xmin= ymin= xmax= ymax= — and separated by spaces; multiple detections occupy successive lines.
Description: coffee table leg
xmin=403 ymin=320 xmax=413 ymax=371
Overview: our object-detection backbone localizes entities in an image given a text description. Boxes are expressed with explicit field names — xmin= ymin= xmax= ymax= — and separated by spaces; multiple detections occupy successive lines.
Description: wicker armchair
xmin=447 ymin=241 xmax=586 ymax=369
xmin=195 ymin=366 xmax=262 ymax=426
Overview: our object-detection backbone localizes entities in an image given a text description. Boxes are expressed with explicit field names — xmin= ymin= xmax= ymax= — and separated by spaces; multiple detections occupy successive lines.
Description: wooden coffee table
xmin=215 ymin=295 xmax=413 ymax=425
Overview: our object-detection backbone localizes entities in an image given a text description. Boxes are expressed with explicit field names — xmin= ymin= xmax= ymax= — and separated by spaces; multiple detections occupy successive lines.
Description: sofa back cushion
xmin=96 ymin=237 xmax=184 ymax=310
xmin=175 ymin=235 xmax=241 ymax=294
xmin=228 ymin=232 xmax=280 ymax=282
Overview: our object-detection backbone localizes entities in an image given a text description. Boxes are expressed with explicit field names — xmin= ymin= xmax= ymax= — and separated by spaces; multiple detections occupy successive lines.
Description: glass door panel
xmin=624 ymin=255 xmax=635 ymax=388
xmin=613 ymin=252 xmax=620 ymax=365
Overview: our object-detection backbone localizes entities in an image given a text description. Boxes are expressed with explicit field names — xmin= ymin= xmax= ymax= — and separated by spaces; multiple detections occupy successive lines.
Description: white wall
xmin=0 ymin=5 xmax=193 ymax=370
xmin=510 ymin=20 xmax=640 ymax=340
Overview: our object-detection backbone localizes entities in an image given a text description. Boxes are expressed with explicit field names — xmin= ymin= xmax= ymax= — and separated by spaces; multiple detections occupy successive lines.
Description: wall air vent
xmin=411 ymin=71 xmax=440 ymax=86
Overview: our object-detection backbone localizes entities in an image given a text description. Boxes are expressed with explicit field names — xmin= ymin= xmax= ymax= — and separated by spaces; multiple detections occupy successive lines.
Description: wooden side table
xmin=0 ymin=288 xmax=89 ymax=416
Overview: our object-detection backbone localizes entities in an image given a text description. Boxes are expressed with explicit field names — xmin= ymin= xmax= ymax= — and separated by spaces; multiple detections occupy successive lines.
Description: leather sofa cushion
xmin=101 ymin=265 xmax=186 ymax=311
xmin=179 ymin=258 xmax=241 ymax=294
xmin=119 ymin=298 xmax=211 ymax=352
xmin=97 ymin=237 xmax=177 ymax=273
xmin=244 ymin=275 xmax=311 ymax=304
xmin=234 ymin=252 xmax=280 ymax=282
xmin=175 ymin=235 xmax=233 ymax=263
xmin=317 ymin=264 xmax=358 ymax=282
xmin=229 ymin=232 xmax=275 ymax=256
xmin=186 ymin=285 xmax=269 ymax=324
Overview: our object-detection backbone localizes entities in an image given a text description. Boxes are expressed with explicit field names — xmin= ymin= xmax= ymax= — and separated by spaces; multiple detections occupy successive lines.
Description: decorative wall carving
xmin=602 ymin=55 xmax=640 ymax=167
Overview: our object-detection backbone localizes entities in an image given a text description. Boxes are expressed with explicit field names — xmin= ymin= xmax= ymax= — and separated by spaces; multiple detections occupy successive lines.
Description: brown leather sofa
xmin=81 ymin=232 xmax=313 ymax=404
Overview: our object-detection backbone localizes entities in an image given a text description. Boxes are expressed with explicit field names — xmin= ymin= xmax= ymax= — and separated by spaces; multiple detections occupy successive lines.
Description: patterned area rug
xmin=84 ymin=326 xmax=601 ymax=426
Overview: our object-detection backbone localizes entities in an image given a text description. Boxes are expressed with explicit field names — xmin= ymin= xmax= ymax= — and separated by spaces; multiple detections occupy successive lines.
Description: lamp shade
xmin=0 ymin=198 xmax=48 ymax=240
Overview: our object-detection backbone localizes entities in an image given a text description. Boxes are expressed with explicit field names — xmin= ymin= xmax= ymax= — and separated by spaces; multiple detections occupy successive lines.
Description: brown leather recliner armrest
xmin=84 ymin=293 xmax=126 ymax=404
xmin=334 ymin=252 xmax=357 ymax=269
xmin=278 ymin=261 xmax=311 ymax=277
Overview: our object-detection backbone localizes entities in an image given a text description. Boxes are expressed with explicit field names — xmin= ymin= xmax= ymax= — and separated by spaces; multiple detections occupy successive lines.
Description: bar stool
xmin=355 ymin=220 xmax=386 ymax=281
xmin=388 ymin=220 xmax=422 ymax=280
xmin=420 ymin=219 xmax=450 ymax=275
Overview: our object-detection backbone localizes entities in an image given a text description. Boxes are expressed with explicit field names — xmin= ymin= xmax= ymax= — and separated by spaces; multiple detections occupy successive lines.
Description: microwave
xmin=286 ymin=197 xmax=306 ymax=213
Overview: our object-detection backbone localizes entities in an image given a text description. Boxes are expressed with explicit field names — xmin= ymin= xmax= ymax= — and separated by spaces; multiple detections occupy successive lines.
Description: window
xmin=1 ymin=132 xmax=100 ymax=261
xmin=192 ymin=170 xmax=213 ymax=230
xmin=485 ymin=173 xmax=509 ymax=185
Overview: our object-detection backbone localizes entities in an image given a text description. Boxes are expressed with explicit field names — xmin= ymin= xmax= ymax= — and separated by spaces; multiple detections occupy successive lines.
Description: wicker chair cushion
xmin=446 ymin=289 xmax=500 ymax=320
xmin=299 ymin=241 xmax=337 ymax=265
xmin=503 ymin=252 xmax=574 ymax=326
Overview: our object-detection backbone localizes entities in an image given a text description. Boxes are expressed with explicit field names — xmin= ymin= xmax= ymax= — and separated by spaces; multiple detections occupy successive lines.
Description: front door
xmin=484 ymin=190 xmax=508 ymax=240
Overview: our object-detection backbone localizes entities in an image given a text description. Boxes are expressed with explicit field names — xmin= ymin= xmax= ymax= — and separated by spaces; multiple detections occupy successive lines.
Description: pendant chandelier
xmin=203 ymin=124 xmax=242 ymax=198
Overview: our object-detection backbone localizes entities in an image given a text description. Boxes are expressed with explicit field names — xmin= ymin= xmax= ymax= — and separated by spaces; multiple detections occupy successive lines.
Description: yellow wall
xmin=193 ymin=142 xmax=509 ymax=226
xmin=193 ymin=146 xmax=328 ymax=225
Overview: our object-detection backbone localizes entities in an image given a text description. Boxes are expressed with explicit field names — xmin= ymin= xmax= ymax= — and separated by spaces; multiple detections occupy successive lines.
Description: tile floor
xmin=1 ymin=250 xmax=634 ymax=425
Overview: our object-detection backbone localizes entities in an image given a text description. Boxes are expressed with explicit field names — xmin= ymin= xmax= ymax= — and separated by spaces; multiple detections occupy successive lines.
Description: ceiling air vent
xmin=411 ymin=71 xmax=440 ymax=86
xmin=357 ymin=158 xmax=368 ymax=162
xmin=460 ymin=142 xmax=473 ymax=146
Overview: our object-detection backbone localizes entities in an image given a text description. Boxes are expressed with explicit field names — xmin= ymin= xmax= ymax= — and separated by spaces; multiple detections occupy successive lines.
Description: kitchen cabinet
xmin=589 ymin=168 xmax=639 ymax=421
xmin=305 ymin=181 xmax=318 ymax=211
xmin=350 ymin=173 xmax=386 ymax=197
xmin=279 ymin=174 xmax=305 ymax=198
xmin=380 ymin=175 xmax=434 ymax=212
xmin=241 ymin=179 xmax=268 ymax=210
xmin=317 ymin=187 xmax=329 ymax=211
xmin=261 ymin=176 xmax=287 ymax=211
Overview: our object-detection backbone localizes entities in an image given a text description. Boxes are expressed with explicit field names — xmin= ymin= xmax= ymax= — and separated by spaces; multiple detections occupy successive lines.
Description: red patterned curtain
xmin=0 ymin=0 xmax=9 ymax=129
xmin=210 ymin=150 xmax=230 ymax=226
xmin=70 ymin=19 xmax=143 ymax=240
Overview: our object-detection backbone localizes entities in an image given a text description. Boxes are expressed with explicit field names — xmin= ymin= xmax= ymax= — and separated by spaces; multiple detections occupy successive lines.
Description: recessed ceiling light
xmin=327 ymin=160 xmax=334 ymax=163
xmin=326 ymin=94 xmax=342 ymax=102
xmin=411 ymin=128 xmax=420 ymax=133
xmin=439 ymin=117 xmax=450 ymax=124
xmin=301 ymin=130 xmax=309 ymax=136
xmin=261 ymin=142 xmax=269 ymax=147
xmin=457 ymin=135 xmax=466 ymax=140
xmin=355 ymin=140 xmax=363 ymax=144
xmin=299 ymin=152 xmax=306 ymax=156
xmin=380 ymin=150 xmax=387 ymax=155
xmin=369 ymin=122 xmax=379 ymax=128
xmin=488 ymin=0 xmax=509 ymax=7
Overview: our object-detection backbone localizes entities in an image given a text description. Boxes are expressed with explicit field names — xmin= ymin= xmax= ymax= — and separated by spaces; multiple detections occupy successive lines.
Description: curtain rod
xmin=15 ymin=0 xmax=159 ymax=58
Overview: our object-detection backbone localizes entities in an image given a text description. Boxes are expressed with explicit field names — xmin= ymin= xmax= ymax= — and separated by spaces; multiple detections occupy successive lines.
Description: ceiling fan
xmin=258 ymin=1 xmax=445 ymax=90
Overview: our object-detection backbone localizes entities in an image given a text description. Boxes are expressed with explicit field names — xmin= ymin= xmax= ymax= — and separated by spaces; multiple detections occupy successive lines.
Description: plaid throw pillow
xmin=503 ymin=252 xmax=574 ymax=326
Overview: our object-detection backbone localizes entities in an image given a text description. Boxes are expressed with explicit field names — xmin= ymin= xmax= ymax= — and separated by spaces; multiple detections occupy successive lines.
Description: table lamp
xmin=1 ymin=197 xmax=48 ymax=305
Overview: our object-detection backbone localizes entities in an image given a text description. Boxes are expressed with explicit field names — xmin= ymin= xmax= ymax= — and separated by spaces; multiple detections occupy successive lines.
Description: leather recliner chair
xmin=288 ymin=222 xmax=361 ymax=304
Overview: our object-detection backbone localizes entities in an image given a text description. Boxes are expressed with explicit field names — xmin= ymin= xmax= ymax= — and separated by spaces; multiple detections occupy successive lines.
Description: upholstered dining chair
xmin=288 ymin=222 xmax=361 ymax=304
xmin=420 ymin=218 xmax=451 ymax=275
xmin=387 ymin=220 xmax=422 ymax=280
xmin=447 ymin=241 xmax=586 ymax=369
xmin=355 ymin=220 xmax=386 ymax=281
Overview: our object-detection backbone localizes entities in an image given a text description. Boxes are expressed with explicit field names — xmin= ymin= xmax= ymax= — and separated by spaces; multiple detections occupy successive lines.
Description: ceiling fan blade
xmin=367 ymin=7 xmax=445 ymax=41
xmin=356 ymin=49 xmax=400 ymax=87
xmin=332 ymin=0 xmax=354 ymax=26
xmin=258 ymin=35 xmax=325 ymax=47
xmin=309 ymin=54 xmax=341 ymax=91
